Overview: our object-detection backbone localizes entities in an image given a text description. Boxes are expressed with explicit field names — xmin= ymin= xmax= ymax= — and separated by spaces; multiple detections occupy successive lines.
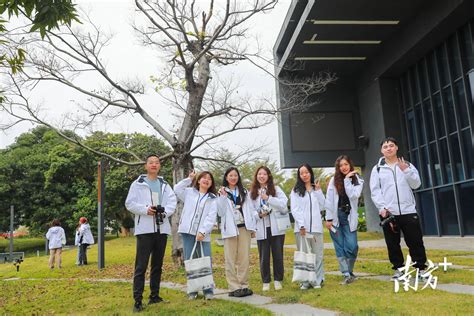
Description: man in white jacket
xmin=125 ymin=154 xmax=177 ymax=312
xmin=370 ymin=137 xmax=427 ymax=280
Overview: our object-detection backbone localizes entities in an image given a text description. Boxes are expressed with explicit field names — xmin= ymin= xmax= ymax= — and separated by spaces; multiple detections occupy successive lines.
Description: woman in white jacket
xmin=78 ymin=217 xmax=95 ymax=266
xmin=290 ymin=163 xmax=326 ymax=289
xmin=217 ymin=167 xmax=256 ymax=298
xmin=46 ymin=219 xmax=66 ymax=269
xmin=325 ymin=155 xmax=364 ymax=285
xmin=249 ymin=166 xmax=289 ymax=291
xmin=175 ymin=170 xmax=218 ymax=300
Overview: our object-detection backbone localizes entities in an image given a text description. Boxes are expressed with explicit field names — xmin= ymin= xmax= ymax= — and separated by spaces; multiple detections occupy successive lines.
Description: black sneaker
xmin=233 ymin=289 xmax=244 ymax=297
xmin=228 ymin=290 xmax=236 ymax=297
xmin=241 ymin=288 xmax=253 ymax=297
xmin=133 ymin=301 xmax=144 ymax=313
xmin=148 ymin=296 xmax=164 ymax=304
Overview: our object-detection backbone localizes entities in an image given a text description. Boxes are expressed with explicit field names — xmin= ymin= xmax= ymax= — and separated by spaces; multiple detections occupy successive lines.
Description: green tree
xmin=0 ymin=127 xmax=172 ymax=238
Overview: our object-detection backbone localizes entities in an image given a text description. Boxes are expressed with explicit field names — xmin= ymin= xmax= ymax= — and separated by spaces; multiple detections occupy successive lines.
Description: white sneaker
xmin=262 ymin=283 xmax=270 ymax=291
xmin=274 ymin=281 xmax=283 ymax=291
xmin=391 ymin=270 xmax=403 ymax=280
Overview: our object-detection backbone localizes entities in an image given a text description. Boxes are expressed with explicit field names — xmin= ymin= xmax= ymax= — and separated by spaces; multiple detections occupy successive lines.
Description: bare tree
xmin=0 ymin=0 xmax=336 ymax=263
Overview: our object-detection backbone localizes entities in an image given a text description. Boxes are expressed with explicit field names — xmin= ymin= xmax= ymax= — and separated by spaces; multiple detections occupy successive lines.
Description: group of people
xmin=125 ymin=136 xmax=428 ymax=312
xmin=45 ymin=217 xmax=95 ymax=269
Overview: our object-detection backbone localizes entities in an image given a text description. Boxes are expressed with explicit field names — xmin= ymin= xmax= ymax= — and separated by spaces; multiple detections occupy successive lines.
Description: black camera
xmin=379 ymin=214 xmax=396 ymax=228
xmin=151 ymin=205 xmax=165 ymax=225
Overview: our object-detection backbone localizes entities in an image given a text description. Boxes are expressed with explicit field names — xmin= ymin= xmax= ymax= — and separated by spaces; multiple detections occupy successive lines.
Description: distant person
xmin=325 ymin=155 xmax=364 ymax=285
xmin=125 ymin=154 xmax=177 ymax=312
xmin=77 ymin=217 xmax=94 ymax=266
xmin=74 ymin=223 xmax=81 ymax=265
xmin=370 ymin=137 xmax=427 ymax=280
xmin=46 ymin=219 xmax=66 ymax=269
xmin=291 ymin=163 xmax=326 ymax=289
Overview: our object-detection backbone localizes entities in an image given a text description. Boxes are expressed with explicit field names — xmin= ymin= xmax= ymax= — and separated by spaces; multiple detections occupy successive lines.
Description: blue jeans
xmin=181 ymin=233 xmax=214 ymax=295
xmin=330 ymin=209 xmax=359 ymax=275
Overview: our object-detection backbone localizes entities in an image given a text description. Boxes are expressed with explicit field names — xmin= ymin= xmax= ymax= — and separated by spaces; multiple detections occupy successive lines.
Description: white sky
xmin=0 ymin=0 xmax=292 ymax=167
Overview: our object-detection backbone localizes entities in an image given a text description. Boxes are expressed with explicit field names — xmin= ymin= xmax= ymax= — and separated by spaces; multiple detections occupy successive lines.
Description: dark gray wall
xmin=278 ymin=77 xmax=364 ymax=168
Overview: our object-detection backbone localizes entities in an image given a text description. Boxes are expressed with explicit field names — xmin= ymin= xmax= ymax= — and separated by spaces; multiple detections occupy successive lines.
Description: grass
xmin=0 ymin=234 xmax=473 ymax=315
xmin=0 ymin=280 xmax=271 ymax=315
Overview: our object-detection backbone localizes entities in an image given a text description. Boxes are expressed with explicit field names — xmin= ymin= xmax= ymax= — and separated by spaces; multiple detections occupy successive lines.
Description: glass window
xmin=423 ymin=100 xmax=435 ymax=141
xmin=459 ymin=182 xmax=474 ymax=235
xmin=437 ymin=187 xmax=460 ymax=235
xmin=461 ymin=129 xmax=474 ymax=179
xmin=428 ymin=52 xmax=440 ymax=92
xmin=419 ymin=61 xmax=429 ymax=99
xmin=442 ymin=87 xmax=457 ymax=133
xmin=437 ymin=45 xmax=450 ymax=87
xmin=440 ymin=138 xmax=453 ymax=183
xmin=454 ymin=80 xmax=470 ymax=128
xmin=406 ymin=110 xmax=417 ymax=149
xmin=418 ymin=191 xmax=438 ymax=235
xmin=420 ymin=146 xmax=431 ymax=187
xmin=415 ymin=105 xmax=426 ymax=145
xmin=448 ymin=35 xmax=462 ymax=80
xmin=410 ymin=68 xmax=420 ymax=104
xmin=433 ymin=93 xmax=446 ymax=137
xmin=460 ymin=24 xmax=474 ymax=71
xmin=430 ymin=142 xmax=442 ymax=185
xmin=401 ymin=76 xmax=411 ymax=109
xmin=450 ymin=134 xmax=464 ymax=181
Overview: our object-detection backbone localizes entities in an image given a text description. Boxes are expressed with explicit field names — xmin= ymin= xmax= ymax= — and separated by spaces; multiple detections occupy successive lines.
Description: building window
xmin=399 ymin=18 xmax=474 ymax=236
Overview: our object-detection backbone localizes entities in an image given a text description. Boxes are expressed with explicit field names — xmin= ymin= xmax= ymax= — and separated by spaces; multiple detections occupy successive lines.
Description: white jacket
xmin=248 ymin=186 xmax=289 ymax=241
xmin=217 ymin=191 xmax=256 ymax=239
xmin=125 ymin=175 xmax=177 ymax=236
xmin=370 ymin=157 xmax=421 ymax=215
xmin=325 ymin=175 xmax=364 ymax=232
xmin=79 ymin=223 xmax=95 ymax=245
xmin=175 ymin=178 xmax=218 ymax=242
xmin=291 ymin=188 xmax=325 ymax=234
xmin=46 ymin=226 xmax=66 ymax=249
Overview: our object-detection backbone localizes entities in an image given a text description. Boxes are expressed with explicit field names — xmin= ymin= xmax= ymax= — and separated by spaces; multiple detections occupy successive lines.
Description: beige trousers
xmin=49 ymin=247 xmax=62 ymax=268
xmin=224 ymin=227 xmax=252 ymax=291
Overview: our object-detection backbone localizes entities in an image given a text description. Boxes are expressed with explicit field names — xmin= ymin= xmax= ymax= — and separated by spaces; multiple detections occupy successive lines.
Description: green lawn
xmin=0 ymin=233 xmax=473 ymax=315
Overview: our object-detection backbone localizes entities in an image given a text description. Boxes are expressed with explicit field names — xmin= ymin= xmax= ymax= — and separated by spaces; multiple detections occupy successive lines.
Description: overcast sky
xmin=0 ymin=0 xmax=292 ymax=166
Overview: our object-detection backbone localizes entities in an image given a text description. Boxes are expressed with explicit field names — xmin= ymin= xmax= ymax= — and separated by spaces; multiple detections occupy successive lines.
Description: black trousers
xmin=79 ymin=243 xmax=89 ymax=265
xmin=382 ymin=213 xmax=427 ymax=270
xmin=257 ymin=227 xmax=285 ymax=283
xmin=133 ymin=232 xmax=168 ymax=303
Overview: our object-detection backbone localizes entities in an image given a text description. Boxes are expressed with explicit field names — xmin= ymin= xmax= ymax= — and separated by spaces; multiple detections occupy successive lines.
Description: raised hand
xmin=188 ymin=169 xmax=196 ymax=180
xmin=398 ymin=157 xmax=409 ymax=171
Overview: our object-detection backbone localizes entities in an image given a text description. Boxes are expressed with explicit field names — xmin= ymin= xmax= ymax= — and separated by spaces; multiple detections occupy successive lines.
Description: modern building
xmin=274 ymin=0 xmax=474 ymax=235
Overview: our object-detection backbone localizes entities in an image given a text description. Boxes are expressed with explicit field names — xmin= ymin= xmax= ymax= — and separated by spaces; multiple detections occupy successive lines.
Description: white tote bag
xmin=275 ymin=212 xmax=292 ymax=232
xmin=292 ymin=237 xmax=317 ymax=283
xmin=184 ymin=241 xmax=215 ymax=293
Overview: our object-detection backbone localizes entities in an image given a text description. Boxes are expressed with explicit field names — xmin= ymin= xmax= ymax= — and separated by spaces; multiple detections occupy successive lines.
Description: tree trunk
xmin=170 ymin=152 xmax=193 ymax=266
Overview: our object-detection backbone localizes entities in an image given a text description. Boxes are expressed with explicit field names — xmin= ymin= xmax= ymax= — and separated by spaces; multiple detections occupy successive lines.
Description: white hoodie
xmin=291 ymin=188 xmax=325 ymax=234
xmin=175 ymin=178 xmax=218 ymax=242
xmin=248 ymin=186 xmax=289 ymax=241
xmin=217 ymin=190 xmax=256 ymax=239
xmin=325 ymin=175 xmax=364 ymax=232
xmin=125 ymin=175 xmax=177 ymax=235
xmin=46 ymin=226 xmax=66 ymax=249
xmin=79 ymin=223 xmax=95 ymax=245
xmin=370 ymin=157 xmax=421 ymax=216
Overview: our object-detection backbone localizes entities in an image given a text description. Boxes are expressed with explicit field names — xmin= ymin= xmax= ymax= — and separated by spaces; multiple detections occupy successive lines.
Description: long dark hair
xmin=222 ymin=167 xmax=246 ymax=204
xmin=250 ymin=166 xmax=276 ymax=200
xmin=334 ymin=155 xmax=359 ymax=195
xmin=293 ymin=163 xmax=315 ymax=197
xmin=194 ymin=171 xmax=217 ymax=195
